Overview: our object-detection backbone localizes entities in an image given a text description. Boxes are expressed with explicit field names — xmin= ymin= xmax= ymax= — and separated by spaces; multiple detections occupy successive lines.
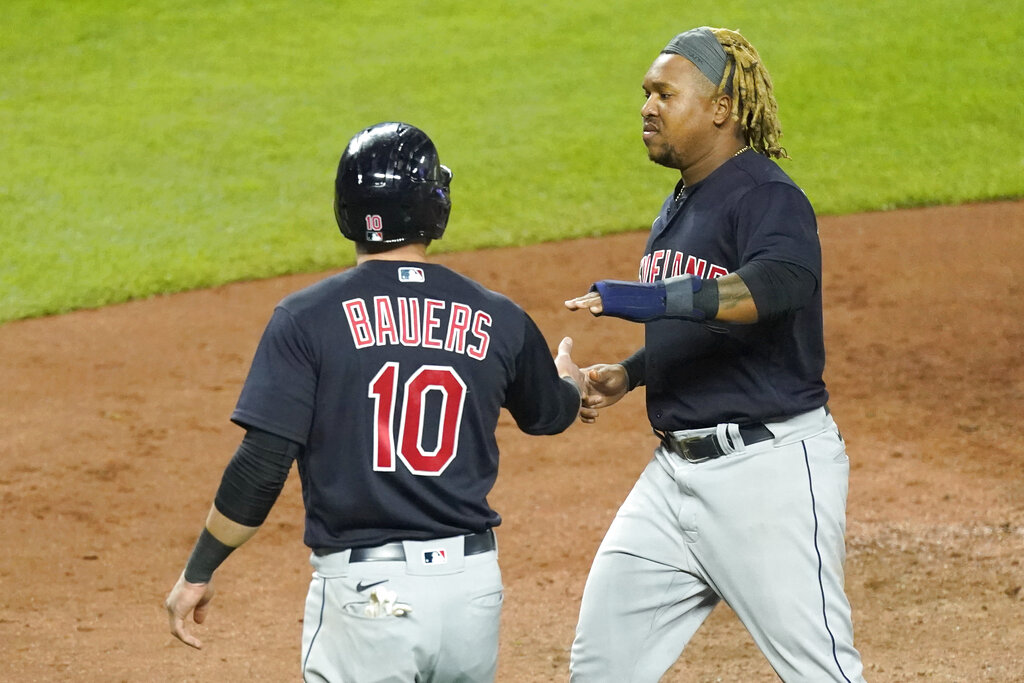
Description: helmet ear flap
xmin=334 ymin=122 xmax=451 ymax=246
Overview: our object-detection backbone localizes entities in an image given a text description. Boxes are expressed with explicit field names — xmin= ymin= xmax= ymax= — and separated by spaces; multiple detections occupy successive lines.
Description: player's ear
xmin=712 ymin=93 xmax=732 ymax=125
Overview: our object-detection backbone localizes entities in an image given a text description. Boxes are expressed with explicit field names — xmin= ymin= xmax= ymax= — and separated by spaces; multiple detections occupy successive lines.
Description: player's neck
xmin=679 ymin=133 xmax=748 ymax=187
xmin=356 ymin=243 xmax=429 ymax=265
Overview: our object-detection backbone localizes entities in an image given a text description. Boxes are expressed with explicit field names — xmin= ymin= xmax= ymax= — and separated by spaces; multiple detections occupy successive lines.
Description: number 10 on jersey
xmin=368 ymin=362 xmax=467 ymax=476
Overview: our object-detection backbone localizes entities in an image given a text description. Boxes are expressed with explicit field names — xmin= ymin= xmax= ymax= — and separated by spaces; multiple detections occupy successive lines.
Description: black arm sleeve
xmin=733 ymin=259 xmax=818 ymax=321
xmin=620 ymin=347 xmax=646 ymax=390
xmin=184 ymin=528 xmax=235 ymax=583
xmin=503 ymin=316 xmax=581 ymax=435
xmin=213 ymin=428 xmax=300 ymax=527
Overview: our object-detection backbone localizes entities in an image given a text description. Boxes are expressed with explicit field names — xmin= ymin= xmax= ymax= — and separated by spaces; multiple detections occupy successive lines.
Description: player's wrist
xmin=664 ymin=274 xmax=715 ymax=321
xmin=619 ymin=349 xmax=646 ymax=390
xmin=559 ymin=375 xmax=585 ymax=403
xmin=590 ymin=280 xmax=666 ymax=322
xmin=592 ymin=276 xmax=714 ymax=323
xmin=183 ymin=528 xmax=236 ymax=583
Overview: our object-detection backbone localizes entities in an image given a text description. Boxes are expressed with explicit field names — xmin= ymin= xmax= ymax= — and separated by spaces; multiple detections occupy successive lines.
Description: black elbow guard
xmin=213 ymin=429 xmax=299 ymax=527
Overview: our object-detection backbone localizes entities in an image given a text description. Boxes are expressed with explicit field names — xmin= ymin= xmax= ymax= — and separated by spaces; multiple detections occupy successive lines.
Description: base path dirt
xmin=1 ymin=200 xmax=1022 ymax=682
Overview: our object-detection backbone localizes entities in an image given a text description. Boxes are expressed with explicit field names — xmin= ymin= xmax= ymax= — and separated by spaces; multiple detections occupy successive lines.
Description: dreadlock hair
xmin=709 ymin=28 xmax=788 ymax=159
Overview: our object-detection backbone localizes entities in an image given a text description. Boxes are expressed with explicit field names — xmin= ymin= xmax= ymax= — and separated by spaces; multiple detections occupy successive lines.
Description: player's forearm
xmin=704 ymin=261 xmax=819 ymax=323
xmin=712 ymin=273 xmax=758 ymax=323
xmin=182 ymin=506 xmax=261 ymax=584
xmin=206 ymin=505 xmax=261 ymax=547
xmin=588 ymin=274 xmax=755 ymax=324
xmin=585 ymin=260 xmax=815 ymax=325
xmin=516 ymin=376 xmax=582 ymax=435
xmin=182 ymin=429 xmax=298 ymax=583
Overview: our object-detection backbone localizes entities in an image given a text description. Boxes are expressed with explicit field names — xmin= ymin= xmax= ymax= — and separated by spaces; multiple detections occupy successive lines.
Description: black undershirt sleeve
xmin=503 ymin=315 xmax=582 ymax=435
xmin=213 ymin=428 xmax=300 ymax=527
xmin=620 ymin=347 xmax=646 ymax=390
xmin=733 ymin=259 xmax=818 ymax=321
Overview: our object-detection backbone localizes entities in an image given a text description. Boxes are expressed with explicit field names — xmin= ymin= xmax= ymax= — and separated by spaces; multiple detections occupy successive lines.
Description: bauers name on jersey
xmin=342 ymin=295 xmax=492 ymax=360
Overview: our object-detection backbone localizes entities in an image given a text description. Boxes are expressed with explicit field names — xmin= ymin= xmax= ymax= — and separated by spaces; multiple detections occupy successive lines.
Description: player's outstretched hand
xmin=564 ymin=290 xmax=603 ymax=315
xmin=578 ymin=363 xmax=629 ymax=423
xmin=165 ymin=572 xmax=215 ymax=650
xmin=554 ymin=337 xmax=587 ymax=395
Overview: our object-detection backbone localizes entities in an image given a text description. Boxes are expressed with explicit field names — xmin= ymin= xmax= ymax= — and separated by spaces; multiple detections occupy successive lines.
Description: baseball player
xmin=562 ymin=28 xmax=866 ymax=681
xmin=163 ymin=121 xmax=585 ymax=682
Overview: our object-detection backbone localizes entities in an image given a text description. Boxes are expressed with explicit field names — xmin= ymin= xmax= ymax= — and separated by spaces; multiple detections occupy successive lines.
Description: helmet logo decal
xmin=365 ymin=214 xmax=384 ymax=241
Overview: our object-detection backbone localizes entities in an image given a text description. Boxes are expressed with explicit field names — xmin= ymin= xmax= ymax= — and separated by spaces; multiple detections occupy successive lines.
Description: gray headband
xmin=662 ymin=27 xmax=728 ymax=86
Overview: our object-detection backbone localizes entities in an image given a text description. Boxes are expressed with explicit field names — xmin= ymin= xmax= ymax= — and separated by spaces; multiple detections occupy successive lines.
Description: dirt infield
xmin=1 ymin=200 xmax=1022 ymax=682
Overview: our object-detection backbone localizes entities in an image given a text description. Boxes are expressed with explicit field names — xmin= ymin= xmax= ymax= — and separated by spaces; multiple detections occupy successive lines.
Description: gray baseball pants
xmin=301 ymin=534 xmax=503 ymax=682
xmin=570 ymin=407 xmax=865 ymax=682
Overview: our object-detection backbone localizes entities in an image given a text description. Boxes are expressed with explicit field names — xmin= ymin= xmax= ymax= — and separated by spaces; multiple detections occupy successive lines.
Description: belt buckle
xmin=677 ymin=435 xmax=710 ymax=463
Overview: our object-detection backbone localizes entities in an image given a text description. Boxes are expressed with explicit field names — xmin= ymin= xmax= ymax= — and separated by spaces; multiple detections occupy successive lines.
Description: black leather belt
xmin=655 ymin=423 xmax=775 ymax=462
xmin=317 ymin=529 xmax=496 ymax=562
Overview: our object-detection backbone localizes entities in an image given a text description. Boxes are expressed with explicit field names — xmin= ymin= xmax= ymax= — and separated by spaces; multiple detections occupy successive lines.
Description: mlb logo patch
xmin=422 ymin=549 xmax=447 ymax=565
xmin=364 ymin=215 xmax=384 ymax=242
xmin=398 ymin=267 xmax=425 ymax=283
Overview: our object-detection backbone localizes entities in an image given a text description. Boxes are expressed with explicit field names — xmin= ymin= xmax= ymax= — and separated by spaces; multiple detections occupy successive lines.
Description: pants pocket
xmin=469 ymin=586 xmax=504 ymax=609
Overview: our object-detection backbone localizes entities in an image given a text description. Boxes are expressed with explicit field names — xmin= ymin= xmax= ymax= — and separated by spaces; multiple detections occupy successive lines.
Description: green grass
xmin=2 ymin=0 xmax=1021 ymax=322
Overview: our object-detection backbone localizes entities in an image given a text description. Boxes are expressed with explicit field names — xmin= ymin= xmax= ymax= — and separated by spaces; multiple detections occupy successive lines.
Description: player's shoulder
xmin=276 ymin=270 xmax=355 ymax=313
xmin=423 ymin=263 xmax=528 ymax=315
xmin=719 ymin=152 xmax=813 ymax=214
xmin=729 ymin=150 xmax=802 ymax=190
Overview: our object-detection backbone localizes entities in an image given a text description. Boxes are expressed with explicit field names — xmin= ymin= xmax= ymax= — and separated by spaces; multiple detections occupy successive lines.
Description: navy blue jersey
xmin=639 ymin=150 xmax=828 ymax=429
xmin=231 ymin=260 xmax=579 ymax=550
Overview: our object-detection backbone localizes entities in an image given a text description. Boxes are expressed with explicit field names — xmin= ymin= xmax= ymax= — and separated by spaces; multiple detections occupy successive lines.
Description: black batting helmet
xmin=334 ymin=122 xmax=452 ymax=247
